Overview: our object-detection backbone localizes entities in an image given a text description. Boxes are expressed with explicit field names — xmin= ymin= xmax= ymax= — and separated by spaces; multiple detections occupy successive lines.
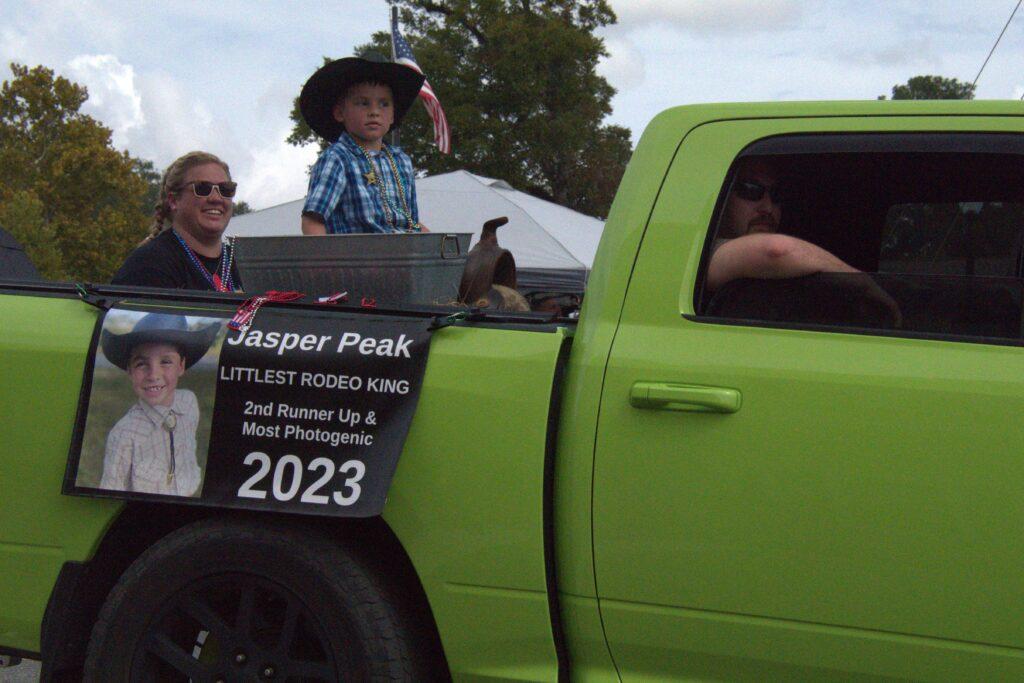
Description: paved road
xmin=0 ymin=660 xmax=39 ymax=682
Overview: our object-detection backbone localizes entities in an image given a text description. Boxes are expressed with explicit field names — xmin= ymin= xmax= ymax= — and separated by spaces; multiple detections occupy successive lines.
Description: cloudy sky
xmin=4 ymin=1 xmax=1024 ymax=210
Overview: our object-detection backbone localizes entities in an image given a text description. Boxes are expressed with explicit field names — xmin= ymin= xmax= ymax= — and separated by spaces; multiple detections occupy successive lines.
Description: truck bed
xmin=0 ymin=283 xmax=571 ymax=679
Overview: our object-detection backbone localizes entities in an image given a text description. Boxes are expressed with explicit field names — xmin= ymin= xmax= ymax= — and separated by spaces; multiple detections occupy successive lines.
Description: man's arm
xmin=707 ymin=233 xmax=857 ymax=291
xmin=301 ymin=214 xmax=327 ymax=235
xmin=707 ymin=232 xmax=903 ymax=326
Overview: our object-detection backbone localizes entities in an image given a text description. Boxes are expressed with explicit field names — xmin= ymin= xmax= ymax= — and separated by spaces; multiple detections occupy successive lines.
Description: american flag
xmin=391 ymin=17 xmax=451 ymax=154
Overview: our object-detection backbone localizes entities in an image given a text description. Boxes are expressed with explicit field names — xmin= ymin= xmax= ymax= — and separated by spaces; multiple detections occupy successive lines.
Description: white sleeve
xmin=100 ymin=425 xmax=133 ymax=491
xmin=178 ymin=391 xmax=203 ymax=497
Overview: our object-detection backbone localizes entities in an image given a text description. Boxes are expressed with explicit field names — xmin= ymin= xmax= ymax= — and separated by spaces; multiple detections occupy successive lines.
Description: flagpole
xmin=389 ymin=4 xmax=401 ymax=148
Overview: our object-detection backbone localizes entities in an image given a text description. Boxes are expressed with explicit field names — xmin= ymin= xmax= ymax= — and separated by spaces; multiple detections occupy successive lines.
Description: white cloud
xmin=129 ymin=70 xmax=223 ymax=165
xmin=67 ymin=54 xmax=145 ymax=148
xmin=101 ymin=66 xmax=309 ymax=210
xmin=835 ymin=37 xmax=938 ymax=67
xmin=0 ymin=27 xmax=30 ymax=64
xmin=599 ymin=36 xmax=646 ymax=92
xmin=611 ymin=0 xmax=804 ymax=33
xmin=237 ymin=131 xmax=319 ymax=210
xmin=2 ymin=1 xmax=126 ymax=66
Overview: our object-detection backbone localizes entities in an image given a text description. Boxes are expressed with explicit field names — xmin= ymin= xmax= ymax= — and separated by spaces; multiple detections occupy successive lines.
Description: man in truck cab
xmin=706 ymin=156 xmax=901 ymax=325
xmin=707 ymin=157 xmax=861 ymax=291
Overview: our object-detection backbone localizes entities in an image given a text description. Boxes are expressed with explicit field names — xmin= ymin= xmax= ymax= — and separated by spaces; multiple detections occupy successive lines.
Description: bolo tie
xmin=162 ymin=413 xmax=177 ymax=486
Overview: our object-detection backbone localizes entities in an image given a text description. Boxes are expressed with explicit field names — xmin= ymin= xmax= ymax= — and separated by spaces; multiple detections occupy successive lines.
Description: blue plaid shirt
xmin=303 ymin=132 xmax=419 ymax=234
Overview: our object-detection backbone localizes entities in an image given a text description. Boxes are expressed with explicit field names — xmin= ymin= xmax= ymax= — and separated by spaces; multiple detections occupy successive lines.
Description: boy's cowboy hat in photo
xmin=299 ymin=53 xmax=426 ymax=142
xmin=101 ymin=313 xmax=219 ymax=371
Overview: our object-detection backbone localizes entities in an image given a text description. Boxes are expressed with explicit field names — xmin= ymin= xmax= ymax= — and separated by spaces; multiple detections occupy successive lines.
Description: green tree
xmin=879 ymin=75 xmax=976 ymax=100
xmin=132 ymin=157 xmax=162 ymax=217
xmin=0 ymin=63 xmax=150 ymax=281
xmin=232 ymin=200 xmax=253 ymax=216
xmin=0 ymin=189 xmax=64 ymax=275
xmin=287 ymin=0 xmax=631 ymax=218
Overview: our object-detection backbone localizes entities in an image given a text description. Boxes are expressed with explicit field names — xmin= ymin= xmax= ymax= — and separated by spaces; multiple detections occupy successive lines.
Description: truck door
xmin=592 ymin=119 xmax=1024 ymax=679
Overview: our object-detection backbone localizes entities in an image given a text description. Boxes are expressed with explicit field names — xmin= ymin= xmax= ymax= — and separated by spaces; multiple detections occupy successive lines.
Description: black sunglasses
xmin=179 ymin=181 xmax=238 ymax=199
xmin=732 ymin=179 xmax=783 ymax=204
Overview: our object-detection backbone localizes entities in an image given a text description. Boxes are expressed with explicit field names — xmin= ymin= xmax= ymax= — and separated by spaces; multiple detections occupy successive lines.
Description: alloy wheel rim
xmin=128 ymin=572 xmax=341 ymax=682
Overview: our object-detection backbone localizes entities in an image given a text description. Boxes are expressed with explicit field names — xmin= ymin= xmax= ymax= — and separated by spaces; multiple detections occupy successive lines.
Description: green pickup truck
xmin=4 ymin=100 xmax=1024 ymax=681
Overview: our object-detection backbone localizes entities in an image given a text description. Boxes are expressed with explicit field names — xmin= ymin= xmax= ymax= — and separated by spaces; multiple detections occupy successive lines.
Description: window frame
xmin=687 ymin=132 xmax=1024 ymax=348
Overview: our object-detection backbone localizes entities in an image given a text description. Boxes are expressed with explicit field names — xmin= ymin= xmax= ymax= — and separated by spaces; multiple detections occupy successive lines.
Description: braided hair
xmin=145 ymin=151 xmax=231 ymax=241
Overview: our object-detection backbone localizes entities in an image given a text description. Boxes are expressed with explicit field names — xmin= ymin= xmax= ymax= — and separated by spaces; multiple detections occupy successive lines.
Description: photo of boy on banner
xmin=74 ymin=311 xmax=225 ymax=497
xmin=67 ymin=302 xmax=434 ymax=517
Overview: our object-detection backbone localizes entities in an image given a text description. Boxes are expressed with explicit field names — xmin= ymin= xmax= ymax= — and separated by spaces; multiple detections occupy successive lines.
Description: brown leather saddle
xmin=458 ymin=217 xmax=517 ymax=304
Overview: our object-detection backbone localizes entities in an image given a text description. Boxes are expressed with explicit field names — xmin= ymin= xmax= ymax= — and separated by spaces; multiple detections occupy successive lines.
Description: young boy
xmin=98 ymin=313 xmax=218 ymax=497
xmin=299 ymin=54 xmax=428 ymax=235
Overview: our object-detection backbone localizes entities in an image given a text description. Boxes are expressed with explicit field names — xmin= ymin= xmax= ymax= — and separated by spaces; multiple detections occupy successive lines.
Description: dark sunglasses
xmin=732 ymin=179 xmax=783 ymax=204
xmin=178 ymin=181 xmax=238 ymax=199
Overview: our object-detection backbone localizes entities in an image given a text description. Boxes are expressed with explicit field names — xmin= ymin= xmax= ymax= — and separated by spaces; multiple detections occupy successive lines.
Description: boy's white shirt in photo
xmin=99 ymin=389 xmax=202 ymax=496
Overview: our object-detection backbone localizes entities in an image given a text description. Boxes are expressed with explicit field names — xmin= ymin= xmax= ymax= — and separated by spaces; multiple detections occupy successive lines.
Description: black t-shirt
xmin=111 ymin=230 xmax=243 ymax=291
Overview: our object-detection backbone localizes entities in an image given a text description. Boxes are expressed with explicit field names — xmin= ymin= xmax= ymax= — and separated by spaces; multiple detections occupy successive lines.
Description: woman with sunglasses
xmin=111 ymin=151 xmax=242 ymax=291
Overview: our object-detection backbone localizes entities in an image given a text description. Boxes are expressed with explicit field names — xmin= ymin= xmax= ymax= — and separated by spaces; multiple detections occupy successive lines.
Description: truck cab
xmin=566 ymin=101 xmax=1024 ymax=679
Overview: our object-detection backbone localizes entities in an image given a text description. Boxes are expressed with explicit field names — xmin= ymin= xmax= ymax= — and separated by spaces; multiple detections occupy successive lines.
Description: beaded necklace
xmin=358 ymin=146 xmax=422 ymax=232
xmin=173 ymin=230 xmax=236 ymax=292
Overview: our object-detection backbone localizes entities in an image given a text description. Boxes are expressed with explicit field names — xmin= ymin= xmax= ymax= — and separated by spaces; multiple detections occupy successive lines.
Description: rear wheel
xmin=84 ymin=518 xmax=419 ymax=682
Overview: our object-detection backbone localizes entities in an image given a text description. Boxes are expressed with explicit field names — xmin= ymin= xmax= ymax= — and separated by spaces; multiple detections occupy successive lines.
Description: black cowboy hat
xmin=299 ymin=53 xmax=426 ymax=142
xmin=101 ymin=313 xmax=219 ymax=371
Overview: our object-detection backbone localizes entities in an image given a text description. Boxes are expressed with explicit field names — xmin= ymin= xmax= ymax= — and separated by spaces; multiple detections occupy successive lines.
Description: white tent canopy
xmin=226 ymin=170 xmax=604 ymax=292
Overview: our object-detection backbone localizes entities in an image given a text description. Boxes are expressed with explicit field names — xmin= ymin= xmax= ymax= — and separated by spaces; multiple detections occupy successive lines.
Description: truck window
xmin=699 ymin=134 xmax=1024 ymax=344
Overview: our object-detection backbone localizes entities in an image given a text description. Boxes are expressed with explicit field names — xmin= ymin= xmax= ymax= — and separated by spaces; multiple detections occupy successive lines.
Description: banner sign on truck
xmin=64 ymin=304 xmax=432 ymax=517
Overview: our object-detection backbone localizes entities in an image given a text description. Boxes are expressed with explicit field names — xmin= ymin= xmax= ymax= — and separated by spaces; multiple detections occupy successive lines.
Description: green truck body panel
xmin=384 ymin=324 xmax=569 ymax=679
xmin=0 ymin=297 xmax=118 ymax=652
xmin=3 ymin=99 xmax=1024 ymax=679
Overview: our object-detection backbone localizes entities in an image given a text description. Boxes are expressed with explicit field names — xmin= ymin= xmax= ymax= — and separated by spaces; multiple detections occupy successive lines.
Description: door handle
xmin=630 ymin=382 xmax=741 ymax=414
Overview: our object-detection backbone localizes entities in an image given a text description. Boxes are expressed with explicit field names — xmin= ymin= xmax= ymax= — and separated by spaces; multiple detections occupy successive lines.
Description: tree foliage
xmin=132 ymin=157 xmax=162 ymax=217
xmin=288 ymin=0 xmax=631 ymax=218
xmin=880 ymin=75 xmax=976 ymax=101
xmin=0 ymin=63 xmax=151 ymax=281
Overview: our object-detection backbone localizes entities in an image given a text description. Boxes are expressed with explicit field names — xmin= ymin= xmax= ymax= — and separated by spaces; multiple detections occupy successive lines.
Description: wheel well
xmin=41 ymin=504 xmax=448 ymax=680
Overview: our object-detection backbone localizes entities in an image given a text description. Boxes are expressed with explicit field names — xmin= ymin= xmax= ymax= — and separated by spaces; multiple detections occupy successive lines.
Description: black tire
xmin=83 ymin=517 xmax=420 ymax=682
